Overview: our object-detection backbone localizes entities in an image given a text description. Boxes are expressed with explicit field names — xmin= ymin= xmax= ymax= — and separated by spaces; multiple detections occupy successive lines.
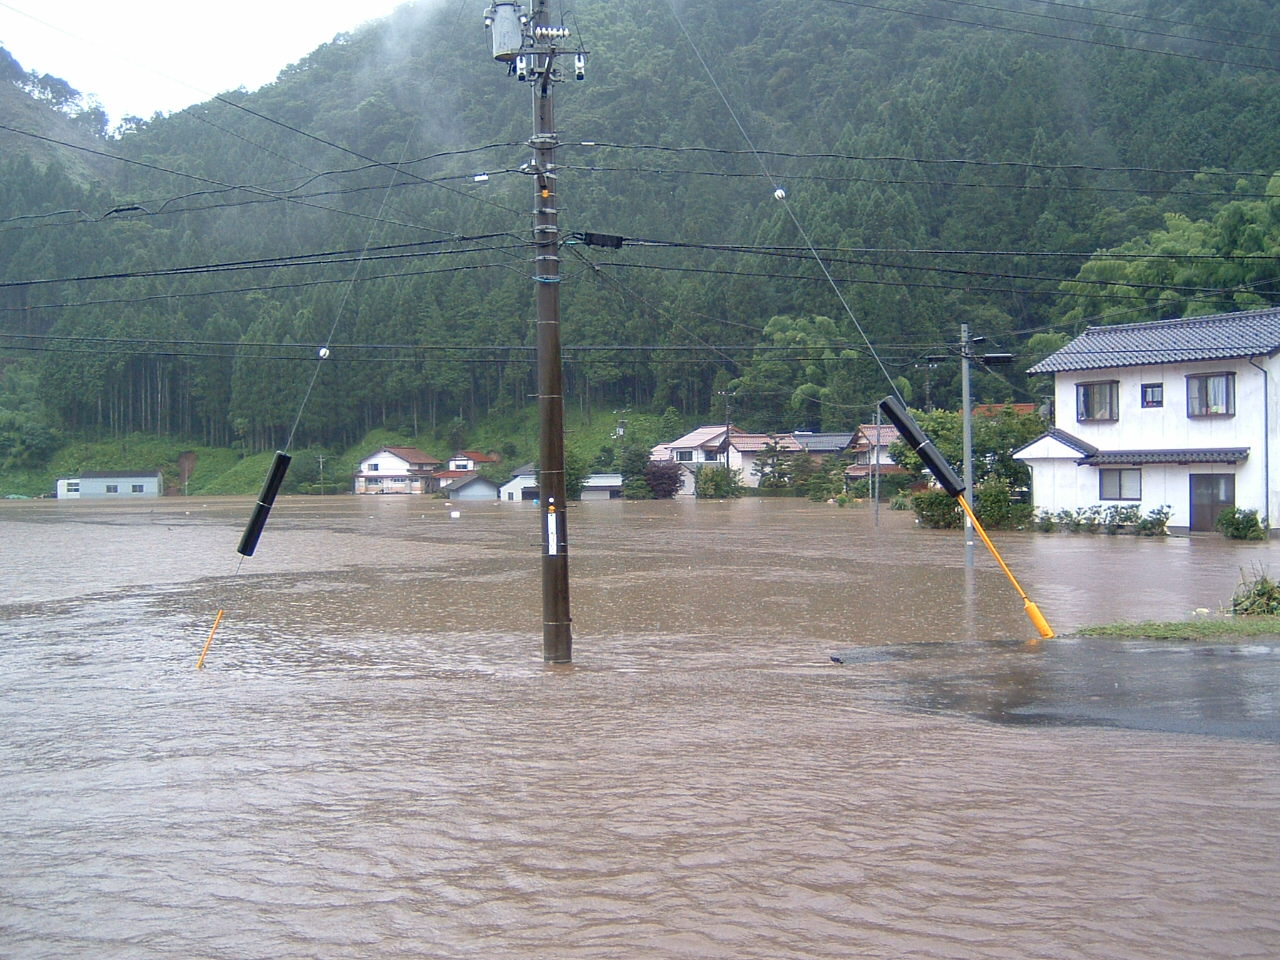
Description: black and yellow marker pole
xmin=195 ymin=451 xmax=293 ymax=669
xmin=879 ymin=396 xmax=1054 ymax=640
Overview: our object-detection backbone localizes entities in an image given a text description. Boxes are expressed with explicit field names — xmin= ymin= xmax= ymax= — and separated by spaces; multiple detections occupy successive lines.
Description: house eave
xmin=1076 ymin=448 xmax=1250 ymax=466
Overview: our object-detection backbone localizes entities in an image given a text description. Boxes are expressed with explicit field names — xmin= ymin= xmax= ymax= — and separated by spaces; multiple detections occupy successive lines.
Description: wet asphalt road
xmin=831 ymin=636 xmax=1280 ymax=742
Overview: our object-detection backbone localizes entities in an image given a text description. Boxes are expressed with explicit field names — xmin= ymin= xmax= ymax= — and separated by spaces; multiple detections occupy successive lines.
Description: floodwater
xmin=1 ymin=496 xmax=1277 ymax=959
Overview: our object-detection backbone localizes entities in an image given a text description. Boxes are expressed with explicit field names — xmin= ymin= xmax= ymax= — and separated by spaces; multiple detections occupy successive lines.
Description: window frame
xmin=105 ymin=484 xmax=119 ymax=494
xmin=675 ymin=450 xmax=693 ymax=462
xmin=1140 ymin=382 xmax=1164 ymax=408
xmin=1099 ymin=468 xmax=1141 ymax=501
xmin=1076 ymin=379 xmax=1119 ymax=422
xmin=1186 ymin=372 xmax=1235 ymax=417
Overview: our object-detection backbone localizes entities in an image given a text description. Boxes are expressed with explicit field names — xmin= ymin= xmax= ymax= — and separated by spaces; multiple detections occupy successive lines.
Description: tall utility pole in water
xmin=484 ymin=1 xmax=585 ymax=662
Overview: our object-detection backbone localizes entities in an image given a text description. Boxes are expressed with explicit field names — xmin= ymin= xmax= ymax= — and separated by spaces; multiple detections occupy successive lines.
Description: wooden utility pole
xmin=485 ymin=1 xmax=582 ymax=662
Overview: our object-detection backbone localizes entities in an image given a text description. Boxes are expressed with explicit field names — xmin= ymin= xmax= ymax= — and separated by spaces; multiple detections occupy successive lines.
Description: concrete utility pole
xmin=485 ymin=1 xmax=584 ymax=663
xmin=957 ymin=325 xmax=1013 ymax=570
xmin=960 ymin=322 xmax=975 ymax=568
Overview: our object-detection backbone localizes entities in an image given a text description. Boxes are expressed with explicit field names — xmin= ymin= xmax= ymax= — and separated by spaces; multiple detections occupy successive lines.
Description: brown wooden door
xmin=1189 ymin=474 xmax=1235 ymax=532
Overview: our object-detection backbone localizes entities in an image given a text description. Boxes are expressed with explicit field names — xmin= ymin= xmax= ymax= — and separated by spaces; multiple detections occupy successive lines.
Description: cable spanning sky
xmin=0 ymin=0 xmax=411 ymax=125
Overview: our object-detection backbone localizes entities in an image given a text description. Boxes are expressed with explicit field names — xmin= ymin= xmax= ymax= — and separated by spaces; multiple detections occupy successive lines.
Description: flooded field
xmin=1 ymin=496 xmax=1277 ymax=959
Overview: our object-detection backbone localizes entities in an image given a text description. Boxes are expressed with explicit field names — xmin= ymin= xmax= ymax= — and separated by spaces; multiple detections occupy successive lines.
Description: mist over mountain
xmin=2 ymin=0 xmax=1279 ymax=453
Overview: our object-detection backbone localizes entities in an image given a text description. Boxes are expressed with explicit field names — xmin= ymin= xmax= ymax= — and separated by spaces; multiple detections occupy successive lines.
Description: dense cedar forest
xmin=2 ymin=0 xmax=1280 ymax=464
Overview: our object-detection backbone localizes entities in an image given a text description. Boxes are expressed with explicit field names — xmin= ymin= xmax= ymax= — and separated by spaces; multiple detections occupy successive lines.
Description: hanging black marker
xmin=878 ymin=396 xmax=966 ymax=498
xmin=237 ymin=451 xmax=292 ymax=557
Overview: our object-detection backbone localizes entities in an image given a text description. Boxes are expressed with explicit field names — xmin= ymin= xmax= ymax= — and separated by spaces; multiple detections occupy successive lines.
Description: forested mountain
xmin=2 ymin=0 xmax=1279 ymax=456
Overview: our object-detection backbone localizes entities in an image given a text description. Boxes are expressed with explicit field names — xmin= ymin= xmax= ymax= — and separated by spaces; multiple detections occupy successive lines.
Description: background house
xmin=447 ymin=450 xmax=500 ymax=472
xmin=650 ymin=425 xmax=743 ymax=495
xmin=1015 ymin=308 xmax=1279 ymax=533
xmin=56 ymin=471 xmax=163 ymax=499
xmin=791 ymin=432 xmax=854 ymax=457
xmin=354 ymin=447 xmax=441 ymax=494
xmin=845 ymin=423 xmax=905 ymax=483
xmin=727 ymin=433 xmax=804 ymax=488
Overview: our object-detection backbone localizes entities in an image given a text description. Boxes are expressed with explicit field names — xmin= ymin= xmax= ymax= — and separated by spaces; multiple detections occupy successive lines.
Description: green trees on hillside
xmin=2 ymin=0 xmax=1280 ymax=455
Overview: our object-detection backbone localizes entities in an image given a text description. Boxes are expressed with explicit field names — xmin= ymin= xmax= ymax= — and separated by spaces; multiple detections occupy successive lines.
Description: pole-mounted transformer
xmin=483 ymin=1 xmax=526 ymax=61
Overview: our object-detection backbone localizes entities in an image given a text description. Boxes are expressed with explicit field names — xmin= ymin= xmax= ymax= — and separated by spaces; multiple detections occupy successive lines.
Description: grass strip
xmin=1078 ymin=616 xmax=1280 ymax=641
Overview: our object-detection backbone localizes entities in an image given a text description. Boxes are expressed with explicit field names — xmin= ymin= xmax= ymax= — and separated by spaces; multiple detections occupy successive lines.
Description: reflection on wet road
xmin=831 ymin=637 xmax=1280 ymax=741
xmin=1 ymin=496 xmax=1277 ymax=959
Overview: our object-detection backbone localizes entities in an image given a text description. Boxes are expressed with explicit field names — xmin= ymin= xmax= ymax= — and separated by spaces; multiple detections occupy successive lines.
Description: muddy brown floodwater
xmin=1 ymin=496 xmax=1277 ymax=959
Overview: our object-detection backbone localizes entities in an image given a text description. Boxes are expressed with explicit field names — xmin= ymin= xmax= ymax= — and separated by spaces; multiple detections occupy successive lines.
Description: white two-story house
xmin=354 ymin=447 xmax=442 ymax=494
xmin=1014 ymin=308 xmax=1280 ymax=533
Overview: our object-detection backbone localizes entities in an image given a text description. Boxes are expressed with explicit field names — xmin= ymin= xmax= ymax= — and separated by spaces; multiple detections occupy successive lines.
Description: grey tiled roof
xmin=1024 ymin=427 xmax=1098 ymax=457
xmin=792 ymin=432 xmax=854 ymax=452
xmin=1028 ymin=307 xmax=1280 ymax=374
xmin=1081 ymin=448 xmax=1249 ymax=465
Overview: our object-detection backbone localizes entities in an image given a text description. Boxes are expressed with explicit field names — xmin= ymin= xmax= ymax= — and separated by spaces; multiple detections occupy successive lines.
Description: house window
xmin=131 ymin=484 xmax=144 ymax=493
xmin=1141 ymin=383 xmax=1163 ymax=408
xmin=368 ymin=463 xmax=379 ymax=471
xmin=105 ymin=484 xmax=119 ymax=493
xmin=66 ymin=481 xmax=79 ymax=493
xmin=1099 ymin=468 xmax=1141 ymax=501
xmin=676 ymin=450 xmax=693 ymax=462
xmin=1187 ymin=372 xmax=1235 ymax=417
xmin=1076 ymin=380 xmax=1119 ymax=421
xmin=704 ymin=451 xmax=719 ymax=462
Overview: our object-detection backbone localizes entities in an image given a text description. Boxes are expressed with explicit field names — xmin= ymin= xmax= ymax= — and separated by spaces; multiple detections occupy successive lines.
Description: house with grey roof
xmin=1014 ymin=307 xmax=1280 ymax=533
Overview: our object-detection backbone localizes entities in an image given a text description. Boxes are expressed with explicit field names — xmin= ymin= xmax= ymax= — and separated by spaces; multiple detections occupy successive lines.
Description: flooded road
xmin=1 ymin=496 xmax=1278 ymax=959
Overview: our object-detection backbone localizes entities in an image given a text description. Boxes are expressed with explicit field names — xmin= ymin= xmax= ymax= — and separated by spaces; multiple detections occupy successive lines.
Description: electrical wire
xmin=664 ymin=0 xmax=907 ymax=405
xmin=0 ymin=236 xmax=523 ymax=289
xmin=816 ymin=0 xmax=1280 ymax=73
xmin=567 ymin=140 xmax=1276 ymax=182
xmin=556 ymin=161 xmax=1279 ymax=201
xmin=920 ymin=0 xmax=1280 ymax=58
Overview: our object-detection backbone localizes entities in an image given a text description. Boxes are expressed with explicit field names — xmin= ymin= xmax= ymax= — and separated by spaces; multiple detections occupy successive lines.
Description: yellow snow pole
xmin=196 ymin=609 xmax=225 ymax=670
xmin=879 ymin=395 xmax=1054 ymax=641
xmin=956 ymin=496 xmax=1055 ymax=639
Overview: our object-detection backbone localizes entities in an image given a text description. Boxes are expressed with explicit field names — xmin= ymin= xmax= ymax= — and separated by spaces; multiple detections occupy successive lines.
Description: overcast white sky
xmin=0 ymin=1 xmax=411 ymax=124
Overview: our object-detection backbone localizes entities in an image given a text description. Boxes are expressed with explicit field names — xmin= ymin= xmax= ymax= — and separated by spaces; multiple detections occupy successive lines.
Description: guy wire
xmin=662 ymin=0 xmax=905 ymax=405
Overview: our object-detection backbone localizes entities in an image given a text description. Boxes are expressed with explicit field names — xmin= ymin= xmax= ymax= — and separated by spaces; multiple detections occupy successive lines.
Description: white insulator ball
xmin=318 ymin=346 xmax=330 ymax=359
xmin=773 ymin=187 xmax=786 ymax=200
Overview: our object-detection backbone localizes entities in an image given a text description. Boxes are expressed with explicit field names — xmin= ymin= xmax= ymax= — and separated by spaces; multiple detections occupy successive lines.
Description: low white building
xmin=56 ymin=471 xmax=163 ymax=499
xmin=439 ymin=474 xmax=500 ymax=500
xmin=499 ymin=467 xmax=624 ymax=501
xmin=1015 ymin=308 xmax=1279 ymax=533
xmin=500 ymin=463 xmax=538 ymax=501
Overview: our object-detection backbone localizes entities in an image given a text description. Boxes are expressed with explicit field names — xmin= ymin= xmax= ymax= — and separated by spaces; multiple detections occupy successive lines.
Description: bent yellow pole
xmin=195 ymin=609 xmax=225 ymax=670
xmin=957 ymin=496 xmax=1054 ymax=639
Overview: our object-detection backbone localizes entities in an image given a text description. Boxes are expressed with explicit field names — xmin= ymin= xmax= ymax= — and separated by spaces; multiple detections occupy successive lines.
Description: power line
xmin=0 ymin=234 xmax=523 ymax=289
xmin=557 ymin=161 xmax=1279 ymax=201
xmin=1024 ymin=0 xmax=1280 ymax=45
xmin=924 ymin=0 xmax=1280 ymax=58
xmin=816 ymin=0 xmax=1280 ymax=73
xmin=0 ymin=260 xmax=518 ymax=313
